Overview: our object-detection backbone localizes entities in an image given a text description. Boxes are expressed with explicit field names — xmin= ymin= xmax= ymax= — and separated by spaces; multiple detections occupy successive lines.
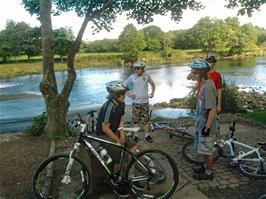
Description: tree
xmin=23 ymin=27 xmax=42 ymax=61
xmin=143 ymin=25 xmax=164 ymax=51
xmin=118 ymin=24 xmax=146 ymax=64
xmin=54 ymin=27 xmax=75 ymax=60
xmin=22 ymin=0 xmax=262 ymax=137
xmin=85 ymin=39 xmax=119 ymax=53
xmin=225 ymin=0 xmax=266 ymax=17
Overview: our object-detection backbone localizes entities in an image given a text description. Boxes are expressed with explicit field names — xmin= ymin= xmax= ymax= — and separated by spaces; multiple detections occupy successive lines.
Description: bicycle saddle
xmin=257 ymin=142 xmax=266 ymax=147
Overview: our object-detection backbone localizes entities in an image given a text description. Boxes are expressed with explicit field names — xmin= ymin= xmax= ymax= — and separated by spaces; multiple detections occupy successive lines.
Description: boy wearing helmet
xmin=125 ymin=61 xmax=156 ymax=143
xmin=96 ymin=80 xmax=138 ymax=161
xmin=189 ymin=60 xmax=217 ymax=180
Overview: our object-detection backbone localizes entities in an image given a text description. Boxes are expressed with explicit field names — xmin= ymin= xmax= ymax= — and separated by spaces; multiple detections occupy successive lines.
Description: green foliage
xmin=118 ymin=24 xmax=146 ymax=64
xmin=225 ymin=0 xmax=266 ymax=17
xmin=25 ymin=112 xmax=47 ymax=136
xmin=245 ymin=111 xmax=266 ymax=125
xmin=221 ymin=83 xmax=243 ymax=113
xmin=185 ymin=83 xmax=197 ymax=112
xmin=23 ymin=0 xmax=204 ymax=34
xmin=143 ymin=25 xmax=164 ymax=51
xmin=84 ymin=39 xmax=119 ymax=53
xmin=185 ymin=82 xmax=244 ymax=114
xmin=54 ymin=27 xmax=75 ymax=59
xmin=53 ymin=125 xmax=75 ymax=140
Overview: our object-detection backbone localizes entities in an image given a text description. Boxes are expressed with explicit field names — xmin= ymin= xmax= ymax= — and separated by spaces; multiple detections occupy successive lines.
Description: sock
xmin=205 ymin=168 xmax=213 ymax=175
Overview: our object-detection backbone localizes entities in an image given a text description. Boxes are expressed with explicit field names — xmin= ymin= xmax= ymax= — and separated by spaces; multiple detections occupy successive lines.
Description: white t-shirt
xmin=125 ymin=73 xmax=154 ymax=104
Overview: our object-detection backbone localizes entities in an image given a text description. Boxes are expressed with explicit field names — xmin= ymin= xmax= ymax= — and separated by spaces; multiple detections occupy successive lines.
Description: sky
xmin=1 ymin=0 xmax=266 ymax=41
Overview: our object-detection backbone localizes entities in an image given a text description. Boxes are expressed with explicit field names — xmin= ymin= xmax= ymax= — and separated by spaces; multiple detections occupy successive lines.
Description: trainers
xmin=193 ymin=172 xmax=213 ymax=180
xmin=113 ymin=189 xmax=129 ymax=198
xmin=192 ymin=165 xmax=205 ymax=174
xmin=132 ymin=182 xmax=145 ymax=191
xmin=145 ymin=135 xmax=153 ymax=143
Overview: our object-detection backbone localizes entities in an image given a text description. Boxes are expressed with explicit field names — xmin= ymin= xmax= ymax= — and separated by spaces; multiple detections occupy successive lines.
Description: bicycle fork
xmin=61 ymin=143 xmax=81 ymax=184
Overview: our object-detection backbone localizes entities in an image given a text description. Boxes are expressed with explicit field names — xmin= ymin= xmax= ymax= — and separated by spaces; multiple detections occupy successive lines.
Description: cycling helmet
xmin=133 ymin=61 xmax=145 ymax=68
xmin=190 ymin=60 xmax=210 ymax=69
xmin=205 ymin=55 xmax=217 ymax=63
xmin=106 ymin=80 xmax=129 ymax=95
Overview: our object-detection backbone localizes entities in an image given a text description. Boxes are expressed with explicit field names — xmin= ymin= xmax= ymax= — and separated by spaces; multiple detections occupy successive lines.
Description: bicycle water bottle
xmin=99 ymin=146 xmax=112 ymax=165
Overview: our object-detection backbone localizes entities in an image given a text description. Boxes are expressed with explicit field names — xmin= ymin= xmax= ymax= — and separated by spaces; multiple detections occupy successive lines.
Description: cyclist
xmin=205 ymin=55 xmax=223 ymax=140
xmin=125 ymin=60 xmax=156 ymax=143
xmin=95 ymin=80 xmax=139 ymax=197
xmin=188 ymin=56 xmax=223 ymax=139
xmin=188 ymin=60 xmax=217 ymax=180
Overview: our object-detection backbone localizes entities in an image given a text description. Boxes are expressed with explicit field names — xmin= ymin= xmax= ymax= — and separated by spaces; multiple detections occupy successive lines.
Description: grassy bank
xmin=245 ymin=110 xmax=266 ymax=125
xmin=0 ymin=50 xmax=204 ymax=79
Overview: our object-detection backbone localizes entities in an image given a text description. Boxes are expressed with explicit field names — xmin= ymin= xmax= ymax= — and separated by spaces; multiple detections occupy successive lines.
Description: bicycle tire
xmin=136 ymin=153 xmax=166 ymax=184
xmin=182 ymin=140 xmax=220 ymax=165
xmin=125 ymin=149 xmax=179 ymax=199
xmin=237 ymin=150 xmax=266 ymax=179
xmin=33 ymin=154 xmax=90 ymax=199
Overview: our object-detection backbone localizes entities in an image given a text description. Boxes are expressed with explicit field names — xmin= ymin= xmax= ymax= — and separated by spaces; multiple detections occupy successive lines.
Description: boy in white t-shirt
xmin=125 ymin=61 xmax=155 ymax=143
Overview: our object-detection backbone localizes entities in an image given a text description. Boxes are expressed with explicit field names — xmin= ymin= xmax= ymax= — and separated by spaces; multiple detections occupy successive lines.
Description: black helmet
xmin=106 ymin=81 xmax=129 ymax=97
xmin=205 ymin=55 xmax=217 ymax=63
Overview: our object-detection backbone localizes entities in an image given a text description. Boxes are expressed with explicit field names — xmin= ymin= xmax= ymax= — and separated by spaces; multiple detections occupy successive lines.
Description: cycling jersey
xmin=96 ymin=100 xmax=125 ymax=135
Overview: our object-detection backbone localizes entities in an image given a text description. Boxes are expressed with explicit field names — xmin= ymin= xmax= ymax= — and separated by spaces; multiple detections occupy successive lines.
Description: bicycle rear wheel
xmin=125 ymin=149 xmax=178 ymax=199
xmin=33 ymin=154 xmax=90 ymax=199
xmin=237 ymin=149 xmax=266 ymax=179
xmin=182 ymin=140 xmax=220 ymax=165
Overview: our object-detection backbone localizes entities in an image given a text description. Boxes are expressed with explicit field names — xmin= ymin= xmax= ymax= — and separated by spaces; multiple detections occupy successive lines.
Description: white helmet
xmin=133 ymin=61 xmax=145 ymax=68
xmin=106 ymin=81 xmax=129 ymax=95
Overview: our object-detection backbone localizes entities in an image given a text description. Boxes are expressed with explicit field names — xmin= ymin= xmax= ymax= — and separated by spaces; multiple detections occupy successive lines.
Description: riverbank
xmin=1 ymin=50 xmax=265 ymax=79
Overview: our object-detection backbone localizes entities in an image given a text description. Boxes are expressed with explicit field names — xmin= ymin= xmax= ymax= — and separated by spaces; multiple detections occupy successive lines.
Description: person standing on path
xmin=188 ymin=60 xmax=217 ymax=180
xmin=125 ymin=61 xmax=156 ymax=143
xmin=205 ymin=55 xmax=223 ymax=139
xmin=187 ymin=55 xmax=223 ymax=139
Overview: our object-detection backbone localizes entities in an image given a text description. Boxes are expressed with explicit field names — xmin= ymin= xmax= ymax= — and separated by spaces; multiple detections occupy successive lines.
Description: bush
xmin=25 ymin=112 xmax=47 ymax=136
xmin=222 ymin=83 xmax=244 ymax=113
xmin=185 ymin=82 xmax=197 ymax=112
xmin=185 ymin=82 xmax=244 ymax=114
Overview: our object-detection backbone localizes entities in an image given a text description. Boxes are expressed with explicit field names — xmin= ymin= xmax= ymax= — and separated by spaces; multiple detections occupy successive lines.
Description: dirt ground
xmin=0 ymin=119 xmax=265 ymax=199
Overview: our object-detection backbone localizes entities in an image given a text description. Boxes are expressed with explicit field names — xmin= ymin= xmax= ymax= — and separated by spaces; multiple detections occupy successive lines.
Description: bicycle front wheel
xmin=125 ymin=149 xmax=179 ymax=199
xmin=237 ymin=150 xmax=266 ymax=179
xmin=33 ymin=154 xmax=90 ymax=199
xmin=182 ymin=140 xmax=220 ymax=165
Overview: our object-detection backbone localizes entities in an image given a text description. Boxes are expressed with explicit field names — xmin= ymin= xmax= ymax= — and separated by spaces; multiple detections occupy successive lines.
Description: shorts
xmin=194 ymin=131 xmax=214 ymax=156
xmin=132 ymin=103 xmax=149 ymax=125
xmin=97 ymin=134 xmax=137 ymax=164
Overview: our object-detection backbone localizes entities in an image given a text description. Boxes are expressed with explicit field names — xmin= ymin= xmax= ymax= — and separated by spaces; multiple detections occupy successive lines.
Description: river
xmin=0 ymin=57 xmax=265 ymax=132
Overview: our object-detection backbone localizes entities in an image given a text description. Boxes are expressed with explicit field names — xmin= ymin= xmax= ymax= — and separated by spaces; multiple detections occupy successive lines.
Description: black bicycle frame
xmin=78 ymin=133 xmax=140 ymax=177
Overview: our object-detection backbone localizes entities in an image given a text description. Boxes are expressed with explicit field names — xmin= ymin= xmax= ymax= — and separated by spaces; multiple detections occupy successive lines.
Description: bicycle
xmin=149 ymin=110 xmax=193 ymax=140
xmin=33 ymin=113 xmax=179 ymax=199
xmin=182 ymin=121 xmax=266 ymax=179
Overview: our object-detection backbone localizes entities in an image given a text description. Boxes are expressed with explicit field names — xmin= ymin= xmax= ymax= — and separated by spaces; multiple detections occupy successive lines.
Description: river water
xmin=0 ymin=57 xmax=265 ymax=132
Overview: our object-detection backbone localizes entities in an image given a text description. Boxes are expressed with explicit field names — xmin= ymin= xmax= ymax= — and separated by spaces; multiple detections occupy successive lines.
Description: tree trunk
xmin=39 ymin=0 xmax=90 ymax=137
xmin=44 ymin=96 xmax=69 ymax=138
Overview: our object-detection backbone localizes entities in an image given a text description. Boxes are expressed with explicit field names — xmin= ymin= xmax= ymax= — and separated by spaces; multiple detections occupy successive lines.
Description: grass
xmin=245 ymin=110 xmax=266 ymax=125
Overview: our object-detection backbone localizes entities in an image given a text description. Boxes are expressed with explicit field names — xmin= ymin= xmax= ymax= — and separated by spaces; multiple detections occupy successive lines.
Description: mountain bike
xmin=33 ymin=113 xmax=179 ymax=199
xmin=182 ymin=121 xmax=266 ymax=179
xmin=149 ymin=110 xmax=193 ymax=140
